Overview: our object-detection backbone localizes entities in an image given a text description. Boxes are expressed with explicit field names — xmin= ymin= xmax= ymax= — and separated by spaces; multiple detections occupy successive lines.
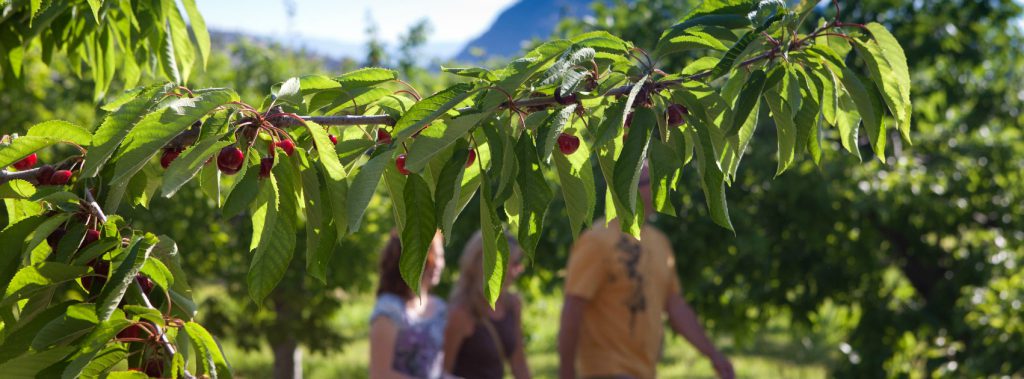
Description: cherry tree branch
xmin=277 ymin=46 xmax=782 ymax=128
xmin=0 ymin=167 xmax=41 ymax=183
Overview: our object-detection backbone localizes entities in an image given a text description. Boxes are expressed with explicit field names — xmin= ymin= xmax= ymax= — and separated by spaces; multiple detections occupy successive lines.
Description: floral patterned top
xmin=370 ymin=293 xmax=448 ymax=379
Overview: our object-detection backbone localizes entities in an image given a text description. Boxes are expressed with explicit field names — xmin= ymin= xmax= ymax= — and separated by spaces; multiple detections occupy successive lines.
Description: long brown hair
xmin=449 ymin=231 xmax=522 ymax=318
xmin=376 ymin=231 xmax=440 ymax=301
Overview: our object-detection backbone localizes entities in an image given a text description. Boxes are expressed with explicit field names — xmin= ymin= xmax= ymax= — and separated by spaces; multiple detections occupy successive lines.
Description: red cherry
xmin=666 ymin=104 xmax=688 ymax=126
xmin=259 ymin=156 xmax=274 ymax=179
xmin=81 ymin=229 xmax=100 ymax=248
xmin=90 ymin=259 xmax=110 ymax=276
xmin=117 ymin=324 xmax=145 ymax=340
xmin=377 ymin=129 xmax=392 ymax=144
xmin=217 ymin=146 xmax=245 ymax=175
xmin=83 ymin=259 xmax=109 ymax=291
xmin=13 ymin=153 xmax=37 ymax=170
xmin=465 ymin=149 xmax=476 ymax=168
xmin=47 ymin=227 xmax=66 ymax=249
xmin=240 ymin=124 xmax=259 ymax=142
xmin=136 ymin=275 xmax=154 ymax=294
xmin=275 ymin=139 xmax=296 ymax=156
xmin=396 ymin=154 xmax=410 ymax=175
xmin=160 ymin=149 xmax=182 ymax=169
xmin=557 ymin=133 xmax=580 ymax=155
xmin=329 ymin=134 xmax=338 ymax=145
xmin=36 ymin=165 xmax=55 ymax=185
xmin=624 ymin=112 xmax=634 ymax=129
xmin=50 ymin=170 xmax=72 ymax=185
xmin=143 ymin=358 xmax=164 ymax=377
xmin=554 ymin=88 xmax=577 ymax=105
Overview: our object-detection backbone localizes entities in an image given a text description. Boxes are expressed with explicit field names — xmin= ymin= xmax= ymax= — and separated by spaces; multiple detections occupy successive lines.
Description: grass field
xmin=218 ymin=291 xmax=841 ymax=378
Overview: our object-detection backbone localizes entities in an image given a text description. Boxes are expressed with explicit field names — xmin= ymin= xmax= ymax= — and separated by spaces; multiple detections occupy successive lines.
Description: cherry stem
xmin=392 ymin=79 xmax=422 ymax=101
xmin=115 ymin=337 xmax=150 ymax=344
xmin=355 ymin=124 xmax=373 ymax=140
xmin=175 ymin=86 xmax=196 ymax=97
xmin=230 ymin=101 xmax=259 ymax=113
xmin=814 ymin=32 xmax=855 ymax=42
xmin=163 ymin=288 xmax=174 ymax=318
xmin=393 ymin=89 xmax=420 ymax=100
xmin=469 ymin=134 xmax=486 ymax=173
xmin=630 ymin=46 xmax=654 ymax=71
xmin=834 ymin=21 xmax=868 ymax=30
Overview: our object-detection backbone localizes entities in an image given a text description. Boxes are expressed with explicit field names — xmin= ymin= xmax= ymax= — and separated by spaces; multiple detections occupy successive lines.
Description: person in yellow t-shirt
xmin=558 ymin=167 xmax=734 ymax=379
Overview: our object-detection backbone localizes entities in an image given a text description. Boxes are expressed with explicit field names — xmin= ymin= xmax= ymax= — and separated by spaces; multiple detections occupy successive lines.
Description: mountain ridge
xmin=454 ymin=0 xmax=595 ymax=62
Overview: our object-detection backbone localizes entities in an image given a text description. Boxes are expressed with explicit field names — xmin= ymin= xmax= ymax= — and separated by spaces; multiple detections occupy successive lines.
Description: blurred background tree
xmin=554 ymin=0 xmax=1024 ymax=377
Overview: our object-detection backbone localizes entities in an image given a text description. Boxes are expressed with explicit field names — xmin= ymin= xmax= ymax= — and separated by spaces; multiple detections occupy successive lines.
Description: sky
xmin=196 ymin=0 xmax=518 ymax=59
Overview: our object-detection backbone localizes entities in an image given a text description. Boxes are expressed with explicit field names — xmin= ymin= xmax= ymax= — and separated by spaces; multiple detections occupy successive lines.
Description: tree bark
xmin=271 ymin=293 xmax=304 ymax=379
xmin=272 ymin=337 xmax=302 ymax=379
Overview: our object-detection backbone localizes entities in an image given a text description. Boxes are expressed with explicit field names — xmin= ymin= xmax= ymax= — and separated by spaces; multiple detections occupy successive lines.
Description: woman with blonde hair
xmin=443 ymin=231 xmax=531 ymax=378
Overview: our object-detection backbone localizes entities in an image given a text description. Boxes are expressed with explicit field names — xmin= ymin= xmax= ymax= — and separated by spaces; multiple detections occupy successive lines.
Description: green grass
xmin=220 ymin=292 xmax=836 ymax=378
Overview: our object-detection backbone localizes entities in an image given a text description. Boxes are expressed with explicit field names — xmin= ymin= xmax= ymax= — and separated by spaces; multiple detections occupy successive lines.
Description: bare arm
xmin=442 ymin=306 xmax=473 ymax=374
xmin=558 ymin=295 xmax=587 ymax=379
xmin=369 ymin=318 xmax=417 ymax=379
xmin=666 ymin=294 xmax=734 ymax=379
xmin=507 ymin=296 xmax=532 ymax=379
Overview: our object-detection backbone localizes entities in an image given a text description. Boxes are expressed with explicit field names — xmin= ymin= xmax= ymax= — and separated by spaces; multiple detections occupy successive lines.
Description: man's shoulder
xmin=582 ymin=220 xmax=671 ymax=244
xmin=583 ymin=217 xmax=627 ymax=236
xmin=579 ymin=220 xmax=622 ymax=245
xmin=641 ymin=224 xmax=671 ymax=245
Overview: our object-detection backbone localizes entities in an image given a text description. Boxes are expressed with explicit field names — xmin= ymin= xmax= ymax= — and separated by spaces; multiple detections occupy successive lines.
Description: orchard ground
xmin=205 ymin=285 xmax=847 ymax=378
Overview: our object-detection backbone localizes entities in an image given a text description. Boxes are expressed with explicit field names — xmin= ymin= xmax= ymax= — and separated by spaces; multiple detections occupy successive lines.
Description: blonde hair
xmin=450 ymin=231 xmax=521 ymax=318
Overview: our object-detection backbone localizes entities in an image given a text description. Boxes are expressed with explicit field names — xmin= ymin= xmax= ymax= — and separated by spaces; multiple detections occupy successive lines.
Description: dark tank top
xmin=451 ymin=307 xmax=519 ymax=379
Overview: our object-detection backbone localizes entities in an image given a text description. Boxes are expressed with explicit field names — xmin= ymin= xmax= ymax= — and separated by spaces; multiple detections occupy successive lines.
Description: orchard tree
xmin=561 ymin=0 xmax=1023 ymax=377
xmin=0 ymin=1 xmax=913 ymax=378
xmin=0 ymin=0 xmax=210 ymax=98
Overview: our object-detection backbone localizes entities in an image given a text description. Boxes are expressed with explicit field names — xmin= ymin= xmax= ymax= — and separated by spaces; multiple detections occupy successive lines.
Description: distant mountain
xmin=454 ymin=0 xmax=595 ymax=62
xmin=209 ymin=29 xmax=463 ymax=69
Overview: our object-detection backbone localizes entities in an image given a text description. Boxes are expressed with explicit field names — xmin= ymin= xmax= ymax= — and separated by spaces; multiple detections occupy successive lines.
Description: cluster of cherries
xmin=148 ymin=97 xmax=687 ymax=183
xmin=45 ymin=220 xmax=155 ymax=297
xmin=48 ymin=221 xmax=164 ymax=375
xmin=9 ymin=153 xmax=75 ymax=185
xmin=156 ymin=114 xmax=345 ymax=181
xmin=391 ymin=126 xmax=478 ymax=176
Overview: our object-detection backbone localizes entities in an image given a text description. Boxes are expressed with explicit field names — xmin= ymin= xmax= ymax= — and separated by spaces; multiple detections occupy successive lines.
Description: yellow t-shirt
xmin=565 ymin=219 xmax=681 ymax=379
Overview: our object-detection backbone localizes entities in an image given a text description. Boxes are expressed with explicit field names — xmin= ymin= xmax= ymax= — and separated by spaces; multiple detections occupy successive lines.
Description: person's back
xmin=369 ymin=231 xmax=449 ymax=379
xmin=370 ymin=292 xmax=447 ymax=378
xmin=449 ymin=298 xmax=521 ymax=379
xmin=444 ymin=231 xmax=532 ymax=379
xmin=563 ymin=219 xmax=679 ymax=379
xmin=558 ymin=163 xmax=733 ymax=379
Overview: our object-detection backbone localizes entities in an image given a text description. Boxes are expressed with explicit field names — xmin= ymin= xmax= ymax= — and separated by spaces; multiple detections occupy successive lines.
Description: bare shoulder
xmin=369 ymin=315 xmax=397 ymax=337
xmin=446 ymin=303 xmax=475 ymax=332
xmin=504 ymin=292 xmax=523 ymax=313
